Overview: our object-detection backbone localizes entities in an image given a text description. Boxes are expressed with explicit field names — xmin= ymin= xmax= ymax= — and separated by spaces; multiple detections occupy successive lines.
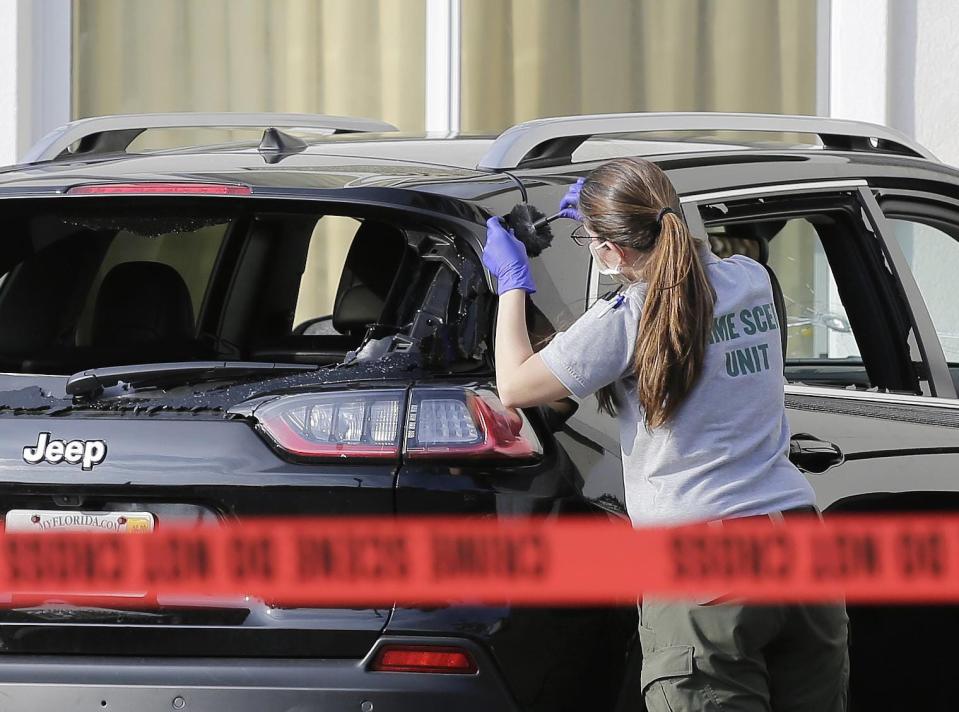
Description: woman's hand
xmin=558 ymin=177 xmax=585 ymax=221
xmin=482 ymin=217 xmax=536 ymax=295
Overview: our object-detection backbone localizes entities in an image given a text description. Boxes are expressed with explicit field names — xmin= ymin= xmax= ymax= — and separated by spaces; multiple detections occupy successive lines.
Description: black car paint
xmin=0 ymin=637 xmax=522 ymax=712
xmin=0 ymin=136 xmax=959 ymax=710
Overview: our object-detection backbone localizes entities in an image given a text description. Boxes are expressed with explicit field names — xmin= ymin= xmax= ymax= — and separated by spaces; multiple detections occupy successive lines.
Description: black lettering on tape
xmin=295 ymin=535 xmax=410 ymax=581
xmin=812 ymin=533 xmax=880 ymax=580
xmin=897 ymin=531 xmax=946 ymax=578
xmin=228 ymin=536 xmax=275 ymax=581
xmin=5 ymin=536 xmax=125 ymax=585
xmin=669 ymin=533 xmax=794 ymax=581
xmin=430 ymin=534 xmax=548 ymax=581
xmin=144 ymin=537 xmax=210 ymax=584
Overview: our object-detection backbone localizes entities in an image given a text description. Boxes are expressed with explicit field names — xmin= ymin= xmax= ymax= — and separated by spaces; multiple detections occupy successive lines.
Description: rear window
xmin=293 ymin=215 xmax=358 ymax=334
xmin=0 ymin=199 xmax=439 ymax=375
xmin=72 ymin=223 xmax=228 ymax=345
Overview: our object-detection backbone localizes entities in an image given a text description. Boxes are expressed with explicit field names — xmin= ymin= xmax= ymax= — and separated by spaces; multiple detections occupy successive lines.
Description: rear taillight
xmin=370 ymin=645 xmax=478 ymax=674
xmin=67 ymin=182 xmax=252 ymax=196
xmin=253 ymin=388 xmax=541 ymax=463
xmin=255 ymin=390 xmax=404 ymax=461
xmin=405 ymin=388 xmax=541 ymax=461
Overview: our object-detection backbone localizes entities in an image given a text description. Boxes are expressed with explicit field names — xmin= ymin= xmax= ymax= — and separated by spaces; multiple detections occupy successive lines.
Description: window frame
xmin=873 ymin=186 xmax=959 ymax=398
xmin=681 ymin=182 xmax=948 ymax=397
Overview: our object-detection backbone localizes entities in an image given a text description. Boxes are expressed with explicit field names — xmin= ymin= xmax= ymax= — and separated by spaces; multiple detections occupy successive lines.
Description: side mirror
xmin=540 ymin=397 xmax=579 ymax=433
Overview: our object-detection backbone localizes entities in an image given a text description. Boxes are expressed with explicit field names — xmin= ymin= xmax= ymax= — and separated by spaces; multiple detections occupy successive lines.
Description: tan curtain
xmin=73 ymin=0 xmax=426 ymax=130
xmin=72 ymin=0 xmax=426 ymax=329
xmin=72 ymin=0 xmax=817 ymax=329
xmin=460 ymin=0 xmax=817 ymax=133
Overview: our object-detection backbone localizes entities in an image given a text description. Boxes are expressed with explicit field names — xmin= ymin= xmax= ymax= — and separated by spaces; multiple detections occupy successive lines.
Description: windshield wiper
xmin=66 ymin=361 xmax=318 ymax=398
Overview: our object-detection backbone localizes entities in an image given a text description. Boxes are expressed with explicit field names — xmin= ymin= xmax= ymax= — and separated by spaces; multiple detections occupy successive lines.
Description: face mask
xmin=589 ymin=240 xmax=623 ymax=276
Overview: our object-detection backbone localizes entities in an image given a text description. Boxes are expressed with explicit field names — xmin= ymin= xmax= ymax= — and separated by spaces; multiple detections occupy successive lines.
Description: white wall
xmin=0 ymin=0 xmax=71 ymax=167
xmin=828 ymin=0 xmax=890 ymax=126
xmin=829 ymin=0 xmax=959 ymax=362
xmin=0 ymin=2 xmax=23 ymax=166
xmin=912 ymin=0 xmax=959 ymax=168
xmin=830 ymin=0 xmax=959 ymax=167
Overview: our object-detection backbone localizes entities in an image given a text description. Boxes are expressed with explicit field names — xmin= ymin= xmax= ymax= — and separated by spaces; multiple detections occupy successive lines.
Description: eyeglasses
xmin=570 ymin=224 xmax=601 ymax=246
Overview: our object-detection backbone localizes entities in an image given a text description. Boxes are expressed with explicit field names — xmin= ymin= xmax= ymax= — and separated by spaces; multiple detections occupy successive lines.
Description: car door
xmin=513 ymin=179 xmax=630 ymax=519
xmin=683 ymin=180 xmax=959 ymax=513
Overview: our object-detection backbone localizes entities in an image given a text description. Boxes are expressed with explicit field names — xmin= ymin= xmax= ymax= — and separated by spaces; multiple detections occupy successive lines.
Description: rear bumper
xmin=0 ymin=637 xmax=521 ymax=712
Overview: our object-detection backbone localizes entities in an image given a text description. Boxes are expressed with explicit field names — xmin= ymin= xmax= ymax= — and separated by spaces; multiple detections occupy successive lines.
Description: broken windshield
xmin=0 ymin=198 xmax=437 ymax=377
xmin=0 ymin=196 xmax=489 ymax=412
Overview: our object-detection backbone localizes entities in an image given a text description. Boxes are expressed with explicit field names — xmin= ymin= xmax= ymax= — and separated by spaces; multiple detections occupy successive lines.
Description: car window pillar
xmin=857 ymin=187 xmax=956 ymax=398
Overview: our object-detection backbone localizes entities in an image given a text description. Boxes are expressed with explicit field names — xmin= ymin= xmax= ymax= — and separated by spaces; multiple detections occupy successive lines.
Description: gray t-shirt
xmin=539 ymin=250 xmax=815 ymax=526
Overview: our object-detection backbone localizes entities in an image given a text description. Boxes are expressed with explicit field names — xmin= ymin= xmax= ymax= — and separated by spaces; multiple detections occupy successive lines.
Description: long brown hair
xmin=579 ymin=157 xmax=715 ymax=428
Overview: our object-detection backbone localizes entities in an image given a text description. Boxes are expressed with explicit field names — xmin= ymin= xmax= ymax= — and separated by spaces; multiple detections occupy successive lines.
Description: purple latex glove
xmin=482 ymin=216 xmax=536 ymax=295
xmin=558 ymin=177 xmax=585 ymax=220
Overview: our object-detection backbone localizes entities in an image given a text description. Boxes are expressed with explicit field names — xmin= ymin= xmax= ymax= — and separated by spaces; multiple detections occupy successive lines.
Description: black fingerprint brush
xmin=505 ymin=203 xmax=562 ymax=257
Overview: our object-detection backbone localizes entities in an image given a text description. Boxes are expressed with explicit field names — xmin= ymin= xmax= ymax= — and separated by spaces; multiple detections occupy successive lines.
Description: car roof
xmin=0 ymin=131 xmax=762 ymax=181
xmin=4 ymin=118 xmax=959 ymax=207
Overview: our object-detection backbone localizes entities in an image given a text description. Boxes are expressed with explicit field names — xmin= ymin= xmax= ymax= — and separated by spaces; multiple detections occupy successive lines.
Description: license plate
xmin=4 ymin=510 xmax=155 ymax=533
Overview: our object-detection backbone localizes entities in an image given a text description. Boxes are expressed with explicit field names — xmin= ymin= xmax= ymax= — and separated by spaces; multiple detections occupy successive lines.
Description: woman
xmin=482 ymin=157 xmax=848 ymax=712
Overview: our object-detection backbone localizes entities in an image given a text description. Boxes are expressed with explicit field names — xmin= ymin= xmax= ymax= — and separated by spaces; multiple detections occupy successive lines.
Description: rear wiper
xmin=66 ymin=361 xmax=318 ymax=398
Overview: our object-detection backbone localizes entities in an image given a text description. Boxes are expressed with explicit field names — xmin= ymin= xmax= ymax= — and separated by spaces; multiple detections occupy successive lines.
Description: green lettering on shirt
xmin=762 ymin=303 xmax=778 ymax=330
xmin=709 ymin=312 xmax=741 ymax=345
xmin=725 ymin=343 xmax=773 ymax=378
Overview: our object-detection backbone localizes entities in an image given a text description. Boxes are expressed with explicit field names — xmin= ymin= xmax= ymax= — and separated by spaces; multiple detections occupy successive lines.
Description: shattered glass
xmin=62 ymin=213 xmax=230 ymax=237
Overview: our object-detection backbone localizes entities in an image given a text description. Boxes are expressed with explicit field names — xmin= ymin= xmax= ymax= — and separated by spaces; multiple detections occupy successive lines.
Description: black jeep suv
xmin=1 ymin=111 xmax=958 ymax=711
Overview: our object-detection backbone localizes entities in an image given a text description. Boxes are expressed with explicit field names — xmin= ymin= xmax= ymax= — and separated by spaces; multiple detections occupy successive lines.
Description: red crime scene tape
xmin=0 ymin=514 xmax=954 ymax=606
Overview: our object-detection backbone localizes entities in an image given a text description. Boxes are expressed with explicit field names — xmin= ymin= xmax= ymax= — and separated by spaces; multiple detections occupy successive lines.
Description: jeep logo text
xmin=22 ymin=432 xmax=107 ymax=471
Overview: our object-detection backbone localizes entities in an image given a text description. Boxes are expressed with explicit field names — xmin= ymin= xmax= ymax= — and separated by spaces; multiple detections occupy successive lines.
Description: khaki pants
xmin=637 ymin=598 xmax=849 ymax=712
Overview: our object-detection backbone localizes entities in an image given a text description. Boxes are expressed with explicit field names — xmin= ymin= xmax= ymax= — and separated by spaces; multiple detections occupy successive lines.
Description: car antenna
xmin=258 ymin=127 xmax=308 ymax=164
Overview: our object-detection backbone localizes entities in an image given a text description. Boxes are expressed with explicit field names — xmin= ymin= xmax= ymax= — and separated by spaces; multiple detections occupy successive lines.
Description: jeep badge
xmin=22 ymin=432 xmax=107 ymax=471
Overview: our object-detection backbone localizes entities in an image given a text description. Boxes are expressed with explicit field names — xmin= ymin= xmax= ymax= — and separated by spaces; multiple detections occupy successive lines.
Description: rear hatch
xmin=0 ymin=188 xmax=491 ymax=656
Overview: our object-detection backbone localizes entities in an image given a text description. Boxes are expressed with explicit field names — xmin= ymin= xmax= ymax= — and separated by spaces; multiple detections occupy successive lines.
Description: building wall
xmin=913 ymin=0 xmax=959 ymax=167
xmin=0 ymin=0 xmax=70 ymax=167
xmin=0 ymin=0 xmax=959 ymax=164
xmin=830 ymin=0 xmax=959 ymax=167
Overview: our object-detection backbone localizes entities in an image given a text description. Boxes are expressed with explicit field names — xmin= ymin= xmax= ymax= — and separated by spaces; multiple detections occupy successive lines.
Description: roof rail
xmin=22 ymin=112 xmax=399 ymax=163
xmin=476 ymin=112 xmax=936 ymax=170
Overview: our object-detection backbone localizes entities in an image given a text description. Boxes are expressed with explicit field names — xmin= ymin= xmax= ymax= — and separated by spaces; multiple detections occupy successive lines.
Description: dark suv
xmin=1 ymin=111 xmax=958 ymax=711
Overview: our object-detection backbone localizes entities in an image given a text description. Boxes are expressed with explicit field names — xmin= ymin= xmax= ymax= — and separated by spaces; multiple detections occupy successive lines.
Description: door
xmin=685 ymin=182 xmax=959 ymax=511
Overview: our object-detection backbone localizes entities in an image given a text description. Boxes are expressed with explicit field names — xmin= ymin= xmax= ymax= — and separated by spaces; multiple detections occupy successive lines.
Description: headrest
xmin=332 ymin=221 xmax=406 ymax=336
xmin=92 ymin=261 xmax=194 ymax=347
xmin=718 ymin=221 xmax=787 ymax=264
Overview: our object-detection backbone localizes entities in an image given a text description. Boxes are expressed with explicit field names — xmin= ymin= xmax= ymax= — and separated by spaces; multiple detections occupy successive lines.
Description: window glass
xmin=293 ymin=216 xmax=359 ymax=332
xmin=76 ymin=223 xmax=227 ymax=344
xmin=886 ymin=218 xmax=959 ymax=362
xmin=0 ymin=210 xmax=231 ymax=374
xmin=709 ymin=219 xmax=861 ymax=364
xmin=705 ymin=215 xmax=884 ymax=392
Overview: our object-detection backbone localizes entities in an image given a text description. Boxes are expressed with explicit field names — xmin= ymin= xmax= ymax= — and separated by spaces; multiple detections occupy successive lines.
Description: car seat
xmin=250 ymin=220 xmax=410 ymax=365
xmin=90 ymin=261 xmax=197 ymax=364
xmin=331 ymin=220 xmax=408 ymax=337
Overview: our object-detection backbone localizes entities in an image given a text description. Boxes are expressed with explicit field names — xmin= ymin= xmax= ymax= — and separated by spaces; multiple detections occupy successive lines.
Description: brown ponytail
xmin=579 ymin=158 xmax=715 ymax=429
